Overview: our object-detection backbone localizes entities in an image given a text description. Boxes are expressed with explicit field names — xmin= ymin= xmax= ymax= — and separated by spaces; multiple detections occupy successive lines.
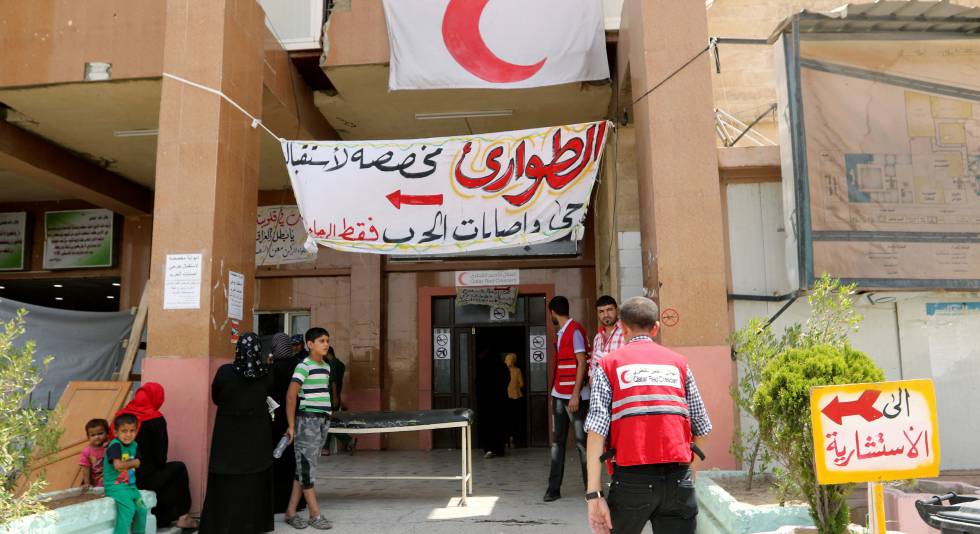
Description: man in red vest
xmin=544 ymin=295 xmax=591 ymax=502
xmin=583 ymin=296 xmax=712 ymax=534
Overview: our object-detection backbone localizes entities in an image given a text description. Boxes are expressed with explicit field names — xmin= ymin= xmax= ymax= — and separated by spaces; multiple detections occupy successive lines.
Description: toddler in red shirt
xmin=79 ymin=418 xmax=109 ymax=489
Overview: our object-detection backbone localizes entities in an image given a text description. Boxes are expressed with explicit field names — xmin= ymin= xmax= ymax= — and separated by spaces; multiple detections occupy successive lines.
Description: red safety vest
xmin=601 ymin=338 xmax=693 ymax=466
xmin=551 ymin=319 xmax=590 ymax=397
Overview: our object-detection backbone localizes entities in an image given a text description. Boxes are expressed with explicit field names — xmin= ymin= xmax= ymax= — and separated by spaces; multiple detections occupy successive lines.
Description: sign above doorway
xmin=283 ymin=122 xmax=609 ymax=256
xmin=456 ymin=270 xmax=520 ymax=313
xmin=455 ymin=270 xmax=519 ymax=287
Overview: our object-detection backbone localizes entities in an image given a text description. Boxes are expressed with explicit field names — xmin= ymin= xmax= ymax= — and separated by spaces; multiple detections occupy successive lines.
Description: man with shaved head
xmin=583 ymin=297 xmax=712 ymax=534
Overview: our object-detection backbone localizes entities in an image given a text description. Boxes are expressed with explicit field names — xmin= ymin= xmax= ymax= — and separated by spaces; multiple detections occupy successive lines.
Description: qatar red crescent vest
xmin=600 ymin=338 xmax=693 ymax=466
xmin=551 ymin=319 xmax=590 ymax=397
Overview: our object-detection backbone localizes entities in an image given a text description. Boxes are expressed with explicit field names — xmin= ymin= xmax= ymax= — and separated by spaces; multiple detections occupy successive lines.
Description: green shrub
xmin=0 ymin=310 xmax=61 ymax=522
xmin=754 ymin=344 xmax=884 ymax=534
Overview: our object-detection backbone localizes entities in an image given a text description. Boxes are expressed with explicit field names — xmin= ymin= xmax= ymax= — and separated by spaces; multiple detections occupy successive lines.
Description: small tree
xmin=729 ymin=317 xmax=792 ymax=490
xmin=754 ymin=344 xmax=883 ymax=534
xmin=0 ymin=310 xmax=60 ymax=521
xmin=750 ymin=275 xmax=882 ymax=534
xmin=729 ymin=274 xmax=862 ymax=493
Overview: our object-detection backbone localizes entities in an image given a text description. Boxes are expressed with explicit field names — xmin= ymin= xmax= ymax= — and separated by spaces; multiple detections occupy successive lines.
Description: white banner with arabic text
xmin=282 ymin=122 xmax=610 ymax=255
xmin=256 ymin=205 xmax=317 ymax=265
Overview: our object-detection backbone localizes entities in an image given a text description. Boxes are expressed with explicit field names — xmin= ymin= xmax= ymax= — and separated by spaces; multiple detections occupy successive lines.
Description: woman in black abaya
xmin=198 ymin=333 xmax=274 ymax=534
xmin=269 ymin=332 xmax=305 ymax=513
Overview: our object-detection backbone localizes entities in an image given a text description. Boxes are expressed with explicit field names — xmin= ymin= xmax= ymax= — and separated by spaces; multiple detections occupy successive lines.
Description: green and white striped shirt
xmin=291 ymin=357 xmax=332 ymax=414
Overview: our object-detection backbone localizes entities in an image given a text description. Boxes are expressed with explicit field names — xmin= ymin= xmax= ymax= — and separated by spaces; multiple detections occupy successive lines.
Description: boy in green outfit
xmin=105 ymin=413 xmax=147 ymax=534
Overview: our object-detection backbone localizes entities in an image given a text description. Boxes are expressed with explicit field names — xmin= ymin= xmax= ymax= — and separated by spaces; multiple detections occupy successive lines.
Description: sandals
xmin=285 ymin=515 xmax=309 ymax=529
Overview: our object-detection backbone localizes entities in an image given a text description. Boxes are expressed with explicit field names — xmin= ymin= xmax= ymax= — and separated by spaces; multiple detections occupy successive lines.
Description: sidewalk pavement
xmin=269 ymin=448 xmax=599 ymax=534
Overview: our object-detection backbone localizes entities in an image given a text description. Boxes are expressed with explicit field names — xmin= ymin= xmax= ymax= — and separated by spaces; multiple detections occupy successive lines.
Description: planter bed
xmin=0 ymin=487 xmax=158 ymax=534
xmin=696 ymin=470 xmax=814 ymax=534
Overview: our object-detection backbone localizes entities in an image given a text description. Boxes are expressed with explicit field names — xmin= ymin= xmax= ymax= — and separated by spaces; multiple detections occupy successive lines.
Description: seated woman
xmin=199 ymin=333 xmax=274 ymax=533
xmin=116 ymin=382 xmax=197 ymax=531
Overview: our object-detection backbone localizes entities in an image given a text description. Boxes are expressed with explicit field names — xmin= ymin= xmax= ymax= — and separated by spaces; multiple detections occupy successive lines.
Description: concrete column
xmin=622 ymin=0 xmax=735 ymax=468
xmin=120 ymin=215 xmax=152 ymax=310
xmin=143 ymin=0 xmax=265 ymax=511
xmin=348 ymin=254 xmax=383 ymax=448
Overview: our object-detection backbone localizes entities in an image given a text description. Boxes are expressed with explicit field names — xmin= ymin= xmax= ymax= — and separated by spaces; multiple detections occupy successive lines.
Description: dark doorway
xmin=475 ymin=326 xmax=526 ymax=452
xmin=431 ymin=294 xmax=550 ymax=449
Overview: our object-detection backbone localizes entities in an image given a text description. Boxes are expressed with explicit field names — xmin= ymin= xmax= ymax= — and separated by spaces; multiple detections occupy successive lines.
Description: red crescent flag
xmin=382 ymin=0 xmax=610 ymax=90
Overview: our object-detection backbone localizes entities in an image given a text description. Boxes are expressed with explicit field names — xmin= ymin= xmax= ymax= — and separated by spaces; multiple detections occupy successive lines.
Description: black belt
xmin=614 ymin=462 xmax=688 ymax=478
xmin=601 ymin=443 xmax=706 ymax=464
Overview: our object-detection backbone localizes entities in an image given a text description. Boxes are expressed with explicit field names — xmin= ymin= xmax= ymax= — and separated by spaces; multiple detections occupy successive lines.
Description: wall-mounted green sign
xmin=0 ymin=212 xmax=26 ymax=271
xmin=43 ymin=209 xmax=113 ymax=269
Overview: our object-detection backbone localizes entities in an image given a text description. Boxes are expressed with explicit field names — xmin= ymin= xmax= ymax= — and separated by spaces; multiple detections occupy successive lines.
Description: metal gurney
xmin=326 ymin=408 xmax=475 ymax=505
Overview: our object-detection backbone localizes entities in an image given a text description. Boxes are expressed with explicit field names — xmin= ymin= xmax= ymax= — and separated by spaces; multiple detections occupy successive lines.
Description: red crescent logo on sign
xmin=442 ymin=0 xmax=546 ymax=83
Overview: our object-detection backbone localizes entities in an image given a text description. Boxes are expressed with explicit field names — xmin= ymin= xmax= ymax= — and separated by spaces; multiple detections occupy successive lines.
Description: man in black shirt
xmin=327 ymin=347 xmax=355 ymax=454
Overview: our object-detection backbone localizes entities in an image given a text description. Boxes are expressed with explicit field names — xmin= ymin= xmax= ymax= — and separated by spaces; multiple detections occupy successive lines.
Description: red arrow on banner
xmin=386 ymin=190 xmax=444 ymax=209
xmin=821 ymin=390 xmax=883 ymax=425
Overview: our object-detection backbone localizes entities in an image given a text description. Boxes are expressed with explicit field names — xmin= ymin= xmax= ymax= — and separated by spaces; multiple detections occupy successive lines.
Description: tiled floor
xmin=268 ymin=448 xmax=597 ymax=534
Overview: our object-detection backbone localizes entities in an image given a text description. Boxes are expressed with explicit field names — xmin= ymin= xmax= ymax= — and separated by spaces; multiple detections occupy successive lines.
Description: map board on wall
xmin=776 ymin=35 xmax=980 ymax=289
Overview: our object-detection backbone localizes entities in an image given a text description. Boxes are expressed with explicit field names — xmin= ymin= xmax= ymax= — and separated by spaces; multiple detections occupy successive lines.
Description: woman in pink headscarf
xmin=116 ymin=383 xmax=198 ymax=531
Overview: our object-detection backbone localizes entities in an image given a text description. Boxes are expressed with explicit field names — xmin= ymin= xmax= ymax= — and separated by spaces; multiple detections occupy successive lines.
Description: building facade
xmin=1 ymin=0 xmax=977 ymax=511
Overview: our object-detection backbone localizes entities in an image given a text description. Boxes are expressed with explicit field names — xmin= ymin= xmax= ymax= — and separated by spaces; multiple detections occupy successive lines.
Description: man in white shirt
xmin=591 ymin=295 xmax=625 ymax=375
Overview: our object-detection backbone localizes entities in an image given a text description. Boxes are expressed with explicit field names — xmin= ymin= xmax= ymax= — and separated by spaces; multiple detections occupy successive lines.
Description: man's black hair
xmin=85 ymin=418 xmax=109 ymax=433
xmin=305 ymin=327 xmax=330 ymax=344
xmin=548 ymin=296 xmax=570 ymax=316
xmin=114 ymin=413 xmax=138 ymax=429
xmin=595 ymin=295 xmax=618 ymax=309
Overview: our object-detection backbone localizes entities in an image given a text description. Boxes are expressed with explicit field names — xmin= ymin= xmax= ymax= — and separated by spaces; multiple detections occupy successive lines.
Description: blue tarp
xmin=0 ymin=297 xmax=134 ymax=408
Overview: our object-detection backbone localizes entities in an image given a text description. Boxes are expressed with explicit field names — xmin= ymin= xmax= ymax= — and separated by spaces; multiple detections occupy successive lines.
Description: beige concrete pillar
xmin=142 ymin=0 xmax=265 ymax=511
xmin=348 ymin=254 xmax=383 ymax=448
xmin=120 ymin=215 xmax=152 ymax=310
xmin=622 ymin=0 xmax=735 ymax=468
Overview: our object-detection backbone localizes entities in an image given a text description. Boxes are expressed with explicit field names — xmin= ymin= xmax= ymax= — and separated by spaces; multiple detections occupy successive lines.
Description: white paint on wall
xmin=618 ymin=231 xmax=643 ymax=303
xmin=727 ymin=181 xmax=980 ymax=469
xmin=897 ymin=295 xmax=980 ymax=470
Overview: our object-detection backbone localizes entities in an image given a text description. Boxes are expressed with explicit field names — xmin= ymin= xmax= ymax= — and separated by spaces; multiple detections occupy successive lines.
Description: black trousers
xmin=547 ymin=396 xmax=588 ymax=492
xmin=607 ymin=464 xmax=698 ymax=534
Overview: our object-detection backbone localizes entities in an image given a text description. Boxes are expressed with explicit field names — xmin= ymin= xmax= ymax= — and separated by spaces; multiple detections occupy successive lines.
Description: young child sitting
xmin=105 ymin=413 xmax=147 ymax=534
xmin=79 ymin=418 xmax=109 ymax=490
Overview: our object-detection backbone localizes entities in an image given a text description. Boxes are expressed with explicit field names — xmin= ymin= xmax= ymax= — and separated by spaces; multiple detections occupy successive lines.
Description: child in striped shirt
xmin=284 ymin=327 xmax=333 ymax=530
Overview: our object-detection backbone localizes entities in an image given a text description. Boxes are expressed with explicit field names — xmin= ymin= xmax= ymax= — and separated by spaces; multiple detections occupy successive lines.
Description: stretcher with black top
xmin=326 ymin=408 xmax=475 ymax=505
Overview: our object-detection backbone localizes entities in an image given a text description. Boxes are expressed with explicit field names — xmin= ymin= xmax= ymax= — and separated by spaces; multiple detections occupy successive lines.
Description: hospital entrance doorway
xmin=431 ymin=294 xmax=550 ymax=450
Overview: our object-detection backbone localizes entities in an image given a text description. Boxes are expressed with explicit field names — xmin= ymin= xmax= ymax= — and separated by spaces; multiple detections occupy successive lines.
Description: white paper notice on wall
xmin=164 ymin=254 xmax=202 ymax=310
xmin=228 ymin=271 xmax=244 ymax=320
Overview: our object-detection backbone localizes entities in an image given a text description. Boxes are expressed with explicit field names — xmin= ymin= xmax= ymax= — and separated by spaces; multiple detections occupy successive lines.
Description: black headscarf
xmin=233 ymin=332 xmax=270 ymax=378
xmin=270 ymin=333 xmax=294 ymax=360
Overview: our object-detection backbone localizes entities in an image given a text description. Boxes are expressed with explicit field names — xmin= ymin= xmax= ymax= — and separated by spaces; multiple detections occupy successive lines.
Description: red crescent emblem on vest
xmin=620 ymin=369 xmax=631 ymax=385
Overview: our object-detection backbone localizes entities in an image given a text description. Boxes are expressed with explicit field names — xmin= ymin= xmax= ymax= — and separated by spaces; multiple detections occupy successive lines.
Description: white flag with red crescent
xmin=382 ymin=0 xmax=610 ymax=90
xmin=281 ymin=122 xmax=611 ymax=256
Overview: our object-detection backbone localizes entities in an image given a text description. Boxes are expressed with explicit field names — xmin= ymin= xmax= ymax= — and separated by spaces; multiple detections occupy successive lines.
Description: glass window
xmin=257 ymin=313 xmax=285 ymax=337
xmin=433 ymin=297 xmax=454 ymax=326
xmin=458 ymin=331 xmax=469 ymax=395
xmin=290 ymin=314 xmax=310 ymax=337
xmin=454 ymin=298 xmax=526 ymax=324
xmin=528 ymin=295 xmax=547 ymax=326
xmin=254 ymin=311 xmax=310 ymax=356
xmin=529 ymin=326 xmax=549 ymax=392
